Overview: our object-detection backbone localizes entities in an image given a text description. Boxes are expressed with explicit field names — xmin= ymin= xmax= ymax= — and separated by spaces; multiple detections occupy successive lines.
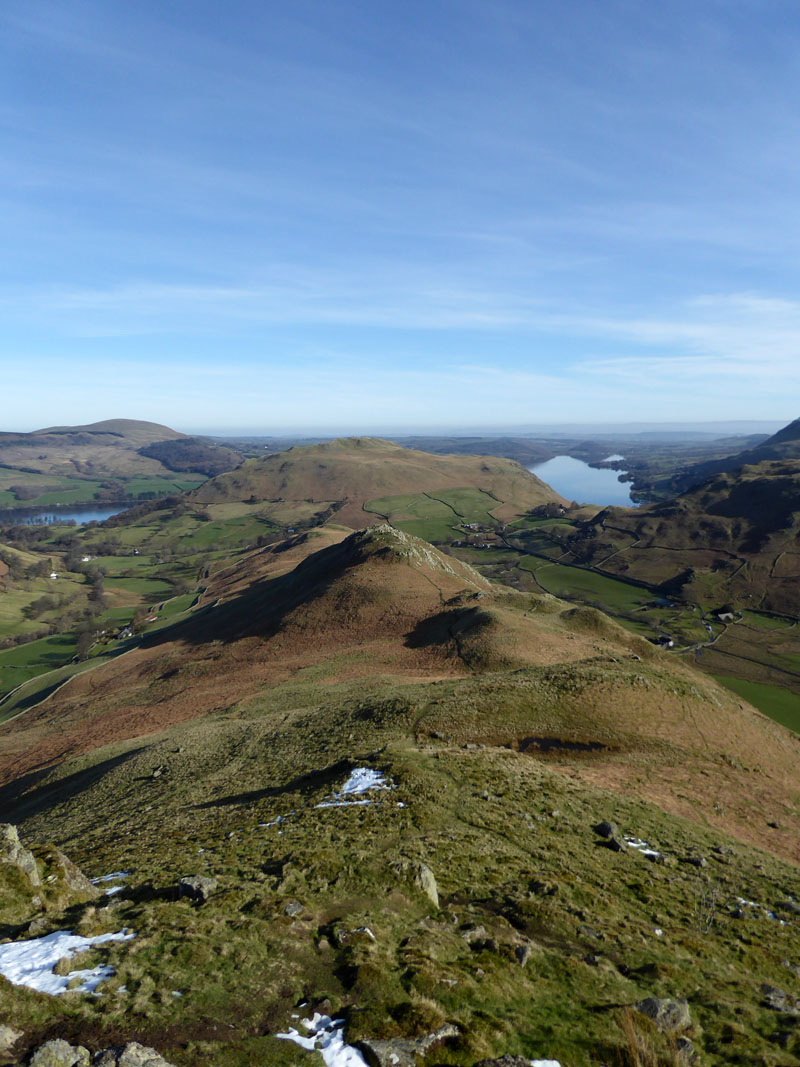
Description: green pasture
xmin=19 ymin=482 xmax=106 ymax=507
xmin=92 ymin=554 xmax=155 ymax=573
xmin=520 ymin=558 xmax=652 ymax=614
xmin=157 ymin=593 xmax=197 ymax=618
xmin=714 ymin=675 xmax=800 ymax=733
xmin=104 ymin=576 xmax=174 ymax=596
xmin=425 ymin=487 xmax=499 ymax=523
xmin=0 ymin=634 xmax=78 ymax=700
xmin=740 ymin=610 xmax=795 ymax=630
xmin=365 ymin=493 xmax=458 ymax=543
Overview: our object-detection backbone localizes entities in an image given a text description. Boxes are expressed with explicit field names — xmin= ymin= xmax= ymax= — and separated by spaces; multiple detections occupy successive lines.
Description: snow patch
xmin=315 ymin=768 xmax=393 ymax=809
xmin=736 ymin=896 xmax=787 ymax=923
xmin=277 ymin=1013 xmax=369 ymax=1067
xmin=624 ymin=836 xmax=661 ymax=860
xmin=90 ymin=871 xmax=130 ymax=885
xmin=0 ymin=929 xmax=136 ymax=995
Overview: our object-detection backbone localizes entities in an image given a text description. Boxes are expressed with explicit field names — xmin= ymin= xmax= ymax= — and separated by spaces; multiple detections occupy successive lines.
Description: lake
xmin=0 ymin=505 xmax=128 ymax=527
xmin=529 ymin=455 xmax=636 ymax=507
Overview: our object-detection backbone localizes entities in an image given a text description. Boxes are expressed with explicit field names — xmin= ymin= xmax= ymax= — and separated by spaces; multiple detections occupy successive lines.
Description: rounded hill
xmin=192 ymin=436 xmax=565 ymax=527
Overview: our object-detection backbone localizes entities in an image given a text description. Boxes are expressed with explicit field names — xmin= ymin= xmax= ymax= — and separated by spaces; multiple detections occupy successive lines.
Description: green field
xmin=714 ymin=675 xmax=800 ymax=732
xmin=0 ymin=634 xmax=78 ymax=699
xmin=519 ymin=558 xmax=652 ymax=613
xmin=740 ymin=610 xmax=795 ymax=630
xmin=104 ymin=576 xmax=174 ymax=596
xmin=92 ymin=554 xmax=155 ymax=573
xmin=365 ymin=487 xmax=506 ymax=545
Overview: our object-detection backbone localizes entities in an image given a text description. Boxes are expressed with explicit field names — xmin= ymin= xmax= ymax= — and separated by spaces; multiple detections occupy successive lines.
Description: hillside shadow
xmin=193 ymin=757 xmax=356 ymax=809
xmin=141 ymin=534 xmax=369 ymax=649
xmin=0 ymin=748 xmax=146 ymax=824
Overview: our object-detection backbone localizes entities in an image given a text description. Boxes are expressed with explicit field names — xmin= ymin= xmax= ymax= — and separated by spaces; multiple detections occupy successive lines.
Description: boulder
xmin=357 ymin=1025 xmax=458 ymax=1067
xmin=0 ymin=824 xmax=41 ymax=887
xmin=593 ymin=821 xmax=618 ymax=839
xmin=634 ymin=997 xmax=691 ymax=1032
xmin=178 ymin=875 xmax=217 ymax=904
xmin=27 ymin=1040 xmax=90 ymax=1066
xmin=392 ymin=860 xmax=439 ymax=908
xmin=52 ymin=848 xmax=99 ymax=897
xmin=761 ymin=984 xmax=800 ymax=1014
xmin=0 ymin=1025 xmax=23 ymax=1056
xmin=94 ymin=1043 xmax=176 ymax=1067
xmin=357 ymin=1039 xmax=416 ymax=1067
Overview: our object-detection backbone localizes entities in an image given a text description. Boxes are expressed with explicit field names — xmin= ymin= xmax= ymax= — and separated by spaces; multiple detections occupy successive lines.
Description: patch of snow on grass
xmin=624 ymin=836 xmax=661 ymax=860
xmin=90 ymin=871 xmax=130 ymax=884
xmin=277 ymin=1012 xmax=368 ymax=1067
xmin=531 ymin=1061 xmax=562 ymax=1067
xmin=0 ymin=929 xmax=135 ymax=995
xmin=315 ymin=768 xmax=393 ymax=809
xmin=341 ymin=768 xmax=388 ymax=795
xmin=736 ymin=897 xmax=787 ymax=923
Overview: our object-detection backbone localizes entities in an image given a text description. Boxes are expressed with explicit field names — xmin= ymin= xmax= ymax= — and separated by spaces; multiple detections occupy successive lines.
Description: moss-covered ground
xmin=3 ymin=673 xmax=800 ymax=1066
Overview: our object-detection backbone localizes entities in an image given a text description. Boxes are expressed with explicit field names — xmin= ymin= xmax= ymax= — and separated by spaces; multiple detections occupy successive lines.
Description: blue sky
xmin=2 ymin=0 xmax=799 ymax=433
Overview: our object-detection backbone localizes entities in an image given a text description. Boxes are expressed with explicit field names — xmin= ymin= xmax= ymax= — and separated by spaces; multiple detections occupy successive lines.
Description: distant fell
xmin=665 ymin=414 xmax=800 ymax=494
xmin=193 ymin=436 xmax=564 ymax=526
xmin=34 ymin=418 xmax=184 ymax=445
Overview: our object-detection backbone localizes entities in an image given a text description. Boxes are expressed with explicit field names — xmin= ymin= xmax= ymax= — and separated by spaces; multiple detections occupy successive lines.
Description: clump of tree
xmin=138 ymin=437 xmax=241 ymax=477
xmin=10 ymin=484 xmax=45 ymax=501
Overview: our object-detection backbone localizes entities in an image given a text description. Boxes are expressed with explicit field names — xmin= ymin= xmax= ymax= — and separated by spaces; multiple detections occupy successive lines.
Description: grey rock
xmin=634 ymin=997 xmax=691 ymax=1032
xmin=0 ymin=1025 xmax=23 ymax=1056
xmin=93 ymin=1044 xmax=177 ymax=1066
xmin=283 ymin=899 xmax=304 ymax=917
xmin=593 ymin=821 xmax=618 ymax=839
xmin=514 ymin=942 xmax=533 ymax=966
xmin=392 ymin=860 xmax=439 ymax=908
xmin=27 ymin=1039 xmax=90 ymax=1066
xmin=357 ymin=1039 xmax=416 ymax=1067
xmin=605 ymin=836 xmax=627 ymax=853
xmin=0 ymin=823 xmax=41 ymax=887
xmin=761 ymin=983 xmax=800 ymax=1015
xmin=178 ymin=874 xmax=217 ymax=904
xmin=357 ymin=1025 xmax=458 ymax=1067
xmin=682 ymin=855 xmax=707 ymax=868
xmin=780 ymin=900 xmax=800 ymax=915
xmin=52 ymin=849 xmax=100 ymax=897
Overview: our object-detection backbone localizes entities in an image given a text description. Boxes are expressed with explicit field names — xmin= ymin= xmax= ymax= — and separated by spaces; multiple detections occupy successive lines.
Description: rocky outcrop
xmin=178 ymin=874 xmax=218 ymax=904
xmin=391 ymin=860 xmax=439 ymax=908
xmin=27 ymin=1040 xmax=90 ymax=1066
xmin=357 ymin=1024 xmax=459 ymax=1067
xmin=0 ymin=1025 xmax=23 ymax=1057
xmin=634 ymin=997 xmax=691 ymax=1032
xmin=51 ymin=848 xmax=100 ymax=897
xmin=0 ymin=824 xmax=41 ymax=887
xmin=25 ymin=1042 xmax=175 ymax=1067
xmin=94 ymin=1042 xmax=177 ymax=1066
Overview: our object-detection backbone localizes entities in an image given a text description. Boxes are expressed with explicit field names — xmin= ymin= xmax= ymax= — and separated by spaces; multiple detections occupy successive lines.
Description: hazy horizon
xmin=5 ymin=416 xmax=789 ymax=440
xmin=5 ymin=2 xmax=800 ymax=428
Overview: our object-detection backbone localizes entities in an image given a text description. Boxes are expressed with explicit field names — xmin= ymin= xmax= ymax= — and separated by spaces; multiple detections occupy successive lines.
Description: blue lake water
xmin=0 ymin=505 xmax=128 ymax=526
xmin=529 ymin=455 xmax=636 ymax=507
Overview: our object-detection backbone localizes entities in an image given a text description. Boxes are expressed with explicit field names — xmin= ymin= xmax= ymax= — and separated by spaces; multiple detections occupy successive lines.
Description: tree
xmin=75 ymin=628 xmax=95 ymax=661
